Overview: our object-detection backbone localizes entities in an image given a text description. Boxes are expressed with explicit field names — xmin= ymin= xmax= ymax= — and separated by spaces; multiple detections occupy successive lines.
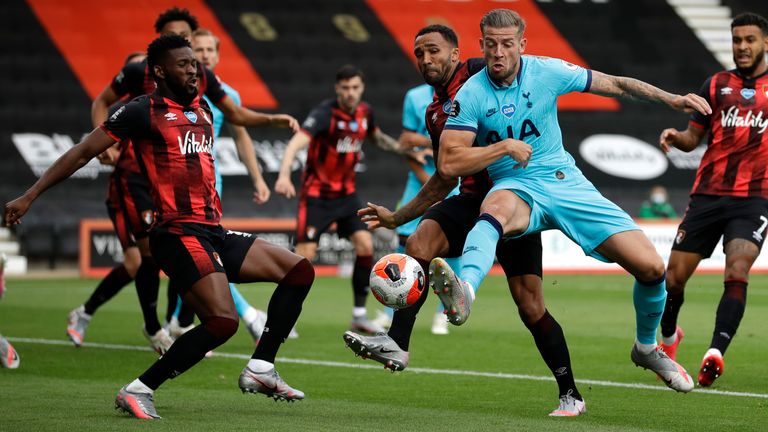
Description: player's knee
xmin=636 ymin=258 xmax=666 ymax=285
xmin=202 ymin=316 xmax=239 ymax=341
xmin=280 ymin=258 xmax=315 ymax=287
xmin=404 ymin=235 xmax=432 ymax=263
xmin=123 ymin=257 xmax=141 ymax=278
xmin=725 ymin=260 xmax=751 ymax=280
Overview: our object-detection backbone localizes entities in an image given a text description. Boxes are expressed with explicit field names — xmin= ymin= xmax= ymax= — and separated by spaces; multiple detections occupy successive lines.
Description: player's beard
xmin=735 ymin=50 xmax=765 ymax=77
xmin=168 ymin=79 xmax=197 ymax=106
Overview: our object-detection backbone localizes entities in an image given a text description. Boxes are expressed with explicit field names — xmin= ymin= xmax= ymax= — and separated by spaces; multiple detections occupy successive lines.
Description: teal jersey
xmin=402 ymin=83 xmax=433 ymax=138
xmin=445 ymin=55 xmax=592 ymax=180
xmin=204 ymin=80 xmax=240 ymax=139
xmin=204 ymin=80 xmax=241 ymax=194
xmin=401 ymin=84 xmax=437 ymax=179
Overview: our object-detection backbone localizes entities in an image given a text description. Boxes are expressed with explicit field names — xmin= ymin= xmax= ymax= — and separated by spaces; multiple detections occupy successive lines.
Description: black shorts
xmin=296 ymin=193 xmax=367 ymax=243
xmin=672 ymin=194 xmax=768 ymax=258
xmin=422 ymin=193 xmax=542 ymax=277
xmin=107 ymin=170 xmax=153 ymax=248
xmin=150 ymin=223 xmax=256 ymax=290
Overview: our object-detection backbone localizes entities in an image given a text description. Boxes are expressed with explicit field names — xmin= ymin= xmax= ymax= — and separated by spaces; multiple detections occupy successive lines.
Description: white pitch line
xmin=10 ymin=337 xmax=768 ymax=400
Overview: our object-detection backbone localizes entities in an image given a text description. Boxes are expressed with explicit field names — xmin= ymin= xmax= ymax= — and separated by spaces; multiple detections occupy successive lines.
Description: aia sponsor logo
xmin=177 ymin=131 xmax=213 ymax=155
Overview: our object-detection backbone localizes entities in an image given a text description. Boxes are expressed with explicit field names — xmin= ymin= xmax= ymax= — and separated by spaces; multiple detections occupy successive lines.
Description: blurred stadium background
xmin=0 ymin=0 xmax=765 ymax=276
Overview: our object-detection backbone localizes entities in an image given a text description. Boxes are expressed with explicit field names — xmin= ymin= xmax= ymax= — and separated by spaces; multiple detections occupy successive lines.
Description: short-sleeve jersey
xmin=688 ymin=70 xmax=768 ymax=198
xmin=403 ymin=84 xmax=433 ymax=137
xmin=110 ymin=60 xmax=227 ymax=175
xmin=426 ymin=58 xmax=490 ymax=195
xmin=299 ymin=98 xmax=378 ymax=199
xmin=205 ymin=79 xmax=240 ymax=139
xmin=101 ymin=93 xmax=220 ymax=231
xmin=445 ymin=55 xmax=592 ymax=181
xmin=402 ymin=84 xmax=439 ymax=181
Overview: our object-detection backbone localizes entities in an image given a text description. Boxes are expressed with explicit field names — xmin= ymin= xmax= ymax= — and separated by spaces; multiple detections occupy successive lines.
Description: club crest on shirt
xmin=443 ymin=99 xmax=453 ymax=114
xmin=740 ymin=88 xmax=756 ymax=100
xmin=763 ymin=84 xmax=768 ymax=98
xmin=448 ymin=100 xmax=460 ymax=117
xmin=184 ymin=111 xmax=198 ymax=123
xmin=199 ymin=109 xmax=211 ymax=124
xmin=501 ymin=103 xmax=516 ymax=118
xmin=142 ymin=210 xmax=154 ymax=226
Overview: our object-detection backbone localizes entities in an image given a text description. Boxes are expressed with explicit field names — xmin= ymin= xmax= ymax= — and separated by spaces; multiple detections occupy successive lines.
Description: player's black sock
xmin=660 ymin=289 xmax=685 ymax=338
xmin=165 ymin=278 xmax=180 ymax=324
xmin=710 ymin=279 xmax=747 ymax=355
xmin=526 ymin=310 xmax=581 ymax=400
xmin=352 ymin=255 xmax=373 ymax=308
xmin=135 ymin=256 xmax=162 ymax=335
xmin=139 ymin=316 xmax=238 ymax=390
xmin=387 ymin=257 xmax=430 ymax=351
xmin=253 ymin=259 xmax=314 ymax=363
xmin=83 ymin=264 xmax=132 ymax=315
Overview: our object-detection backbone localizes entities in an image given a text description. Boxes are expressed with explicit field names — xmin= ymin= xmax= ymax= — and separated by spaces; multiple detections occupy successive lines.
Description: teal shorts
xmin=489 ymin=166 xmax=638 ymax=262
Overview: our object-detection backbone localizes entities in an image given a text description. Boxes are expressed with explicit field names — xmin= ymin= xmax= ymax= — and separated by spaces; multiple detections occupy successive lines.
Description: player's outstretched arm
xmin=229 ymin=123 xmax=270 ymax=204
xmin=215 ymin=96 xmax=299 ymax=132
xmin=274 ymin=131 xmax=311 ymax=199
xmin=5 ymin=128 xmax=117 ymax=225
xmin=398 ymin=130 xmax=432 ymax=150
xmin=358 ymin=172 xmax=457 ymax=230
xmin=439 ymin=129 xmax=531 ymax=177
xmin=589 ymin=71 xmax=712 ymax=115
xmin=659 ymin=124 xmax=707 ymax=153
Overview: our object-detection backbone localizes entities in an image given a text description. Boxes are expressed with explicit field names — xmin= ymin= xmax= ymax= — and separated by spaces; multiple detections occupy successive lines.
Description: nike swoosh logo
xmin=379 ymin=347 xmax=397 ymax=353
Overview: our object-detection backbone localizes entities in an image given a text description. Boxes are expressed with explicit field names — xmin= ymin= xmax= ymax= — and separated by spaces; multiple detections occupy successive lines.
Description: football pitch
xmin=1 ymin=274 xmax=767 ymax=431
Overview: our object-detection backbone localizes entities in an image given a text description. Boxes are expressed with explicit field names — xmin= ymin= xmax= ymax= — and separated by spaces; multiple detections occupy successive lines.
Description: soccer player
xmin=391 ymin=83 xmax=460 ymax=335
xmin=90 ymin=8 xmax=298 ymax=347
xmin=346 ymin=25 xmax=586 ymax=416
xmin=275 ymin=65 xmax=410 ymax=334
xmin=657 ymin=12 xmax=768 ymax=387
xmin=5 ymin=35 xmax=312 ymax=419
xmin=434 ymin=9 xmax=710 ymax=393
xmin=164 ymin=27 xmax=273 ymax=341
xmin=65 ymin=51 xmax=164 ymax=350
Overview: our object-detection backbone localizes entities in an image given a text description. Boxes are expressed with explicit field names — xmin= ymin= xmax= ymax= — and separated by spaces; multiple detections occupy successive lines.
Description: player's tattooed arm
xmin=589 ymin=71 xmax=711 ymax=115
xmin=358 ymin=172 xmax=457 ymax=229
xmin=659 ymin=124 xmax=708 ymax=153
xmin=5 ymin=128 xmax=116 ymax=225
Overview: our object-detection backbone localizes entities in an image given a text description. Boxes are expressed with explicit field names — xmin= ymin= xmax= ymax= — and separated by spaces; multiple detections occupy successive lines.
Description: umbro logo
xmin=720 ymin=87 xmax=733 ymax=95
xmin=485 ymin=108 xmax=497 ymax=117
xmin=164 ymin=112 xmax=177 ymax=121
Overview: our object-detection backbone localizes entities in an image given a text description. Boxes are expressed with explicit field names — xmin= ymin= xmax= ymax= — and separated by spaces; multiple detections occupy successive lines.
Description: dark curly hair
xmin=154 ymin=7 xmax=199 ymax=34
xmin=147 ymin=35 xmax=191 ymax=78
xmin=732 ymin=12 xmax=768 ymax=36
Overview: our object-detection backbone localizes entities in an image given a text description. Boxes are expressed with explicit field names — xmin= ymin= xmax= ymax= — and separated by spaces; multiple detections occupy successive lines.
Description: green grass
xmin=2 ymin=274 xmax=768 ymax=431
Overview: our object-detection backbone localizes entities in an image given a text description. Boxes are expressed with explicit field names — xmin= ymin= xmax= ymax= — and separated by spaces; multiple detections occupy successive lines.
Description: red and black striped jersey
xmin=426 ymin=58 xmax=492 ymax=195
xmin=101 ymin=93 xmax=220 ymax=231
xmin=298 ymin=98 xmax=378 ymax=199
xmin=689 ymin=69 xmax=768 ymax=198
xmin=109 ymin=59 xmax=226 ymax=176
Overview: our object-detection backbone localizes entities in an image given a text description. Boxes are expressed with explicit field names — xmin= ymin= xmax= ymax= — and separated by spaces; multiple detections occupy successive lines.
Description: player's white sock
xmin=704 ymin=347 xmax=723 ymax=359
xmin=126 ymin=378 xmax=153 ymax=394
xmin=242 ymin=307 xmax=259 ymax=325
xmin=634 ymin=340 xmax=657 ymax=355
xmin=247 ymin=359 xmax=274 ymax=372
xmin=661 ymin=332 xmax=677 ymax=346
xmin=352 ymin=307 xmax=367 ymax=318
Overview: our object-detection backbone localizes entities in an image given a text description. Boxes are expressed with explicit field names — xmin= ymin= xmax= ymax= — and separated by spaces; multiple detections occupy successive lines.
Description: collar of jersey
xmin=486 ymin=56 xmax=524 ymax=90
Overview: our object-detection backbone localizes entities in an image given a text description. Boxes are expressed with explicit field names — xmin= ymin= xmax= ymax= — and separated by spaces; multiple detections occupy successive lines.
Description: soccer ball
xmin=369 ymin=253 xmax=425 ymax=310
